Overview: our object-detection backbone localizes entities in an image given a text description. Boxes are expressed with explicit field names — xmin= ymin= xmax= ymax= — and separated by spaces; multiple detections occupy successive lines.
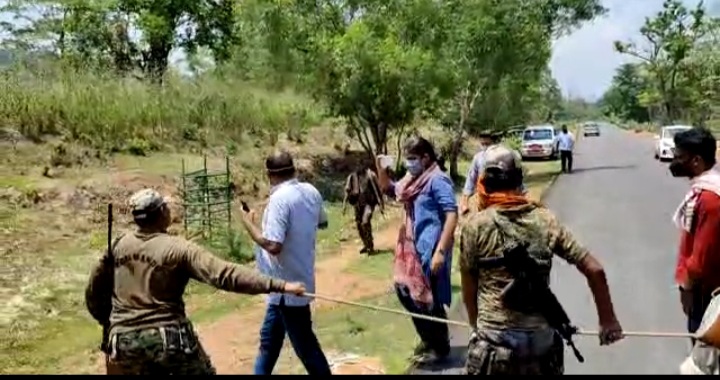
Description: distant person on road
xmin=459 ymin=145 xmax=624 ymax=375
xmin=343 ymin=166 xmax=385 ymax=255
xmin=556 ymin=125 xmax=575 ymax=173
xmin=460 ymin=132 xmax=496 ymax=215
xmin=376 ymin=136 xmax=459 ymax=364
xmin=240 ymin=151 xmax=332 ymax=375
xmin=669 ymin=127 xmax=720 ymax=343
xmin=85 ymin=189 xmax=306 ymax=375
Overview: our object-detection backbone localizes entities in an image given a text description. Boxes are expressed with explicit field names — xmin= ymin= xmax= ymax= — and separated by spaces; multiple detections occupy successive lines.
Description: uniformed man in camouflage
xmin=459 ymin=145 xmax=625 ymax=375
xmin=85 ymin=189 xmax=306 ymax=375
xmin=344 ymin=166 xmax=384 ymax=254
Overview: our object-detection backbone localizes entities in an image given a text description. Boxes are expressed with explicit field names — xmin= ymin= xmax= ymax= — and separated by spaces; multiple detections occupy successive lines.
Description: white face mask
xmin=404 ymin=158 xmax=423 ymax=176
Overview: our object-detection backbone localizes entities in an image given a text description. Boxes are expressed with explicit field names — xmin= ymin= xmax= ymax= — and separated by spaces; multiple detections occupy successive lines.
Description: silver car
xmin=583 ymin=123 xmax=600 ymax=137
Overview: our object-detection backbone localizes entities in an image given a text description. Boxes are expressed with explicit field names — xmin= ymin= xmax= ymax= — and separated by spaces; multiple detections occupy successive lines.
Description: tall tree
xmin=0 ymin=0 xmax=238 ymax=79
xmin=600 ymin=63 xmax=651 ymax=122
xmin=614 ymin=0 xmax=709 ymax=123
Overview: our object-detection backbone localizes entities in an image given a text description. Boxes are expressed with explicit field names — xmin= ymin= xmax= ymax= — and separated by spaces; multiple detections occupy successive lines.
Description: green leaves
xmin=610 ymin=0 xmax=719 ymax=124
xmin=1 ymin=0 xmax=239 ymax=78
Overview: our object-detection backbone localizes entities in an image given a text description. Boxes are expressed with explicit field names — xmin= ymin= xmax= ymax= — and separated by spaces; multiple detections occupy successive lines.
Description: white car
xmin=521 ymin=125 xmax=558 ymax=160
xmin=654 ymin=125 xmax=693 ymax=161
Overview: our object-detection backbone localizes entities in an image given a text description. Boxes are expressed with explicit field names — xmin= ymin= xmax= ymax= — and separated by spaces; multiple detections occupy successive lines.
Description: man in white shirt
xmin=240 ymin=151 xmax=332 ymax=375
xmin=556 ymin=125 xmax=575 ymax=173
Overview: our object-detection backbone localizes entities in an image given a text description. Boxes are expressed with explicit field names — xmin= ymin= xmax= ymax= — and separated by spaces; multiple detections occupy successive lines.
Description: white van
xmin=521 ymin=125 xmax=558 ymax=160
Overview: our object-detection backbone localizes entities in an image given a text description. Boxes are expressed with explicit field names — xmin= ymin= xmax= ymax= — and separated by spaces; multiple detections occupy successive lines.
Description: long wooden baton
xmin=100 ymin=203 xmax=113 ymax=354
xmin=368 ymin=169 xmax=385 ymax=217
xmin=303 ymin=292 xmax=695 ymax=339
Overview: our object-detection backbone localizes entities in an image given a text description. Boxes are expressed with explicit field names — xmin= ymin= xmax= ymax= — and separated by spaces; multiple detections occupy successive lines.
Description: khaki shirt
xmin=459 ymin=204 xmax=588 ymax=330
xmin=85 ymin=231 xmax=286 ymax=335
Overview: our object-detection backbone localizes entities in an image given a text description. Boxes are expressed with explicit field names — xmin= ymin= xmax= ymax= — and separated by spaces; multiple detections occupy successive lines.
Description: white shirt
xmin=556 ymin=132 xmax=574 ymax=151
xmin=255 ymin=179 xmax=328 ymax=306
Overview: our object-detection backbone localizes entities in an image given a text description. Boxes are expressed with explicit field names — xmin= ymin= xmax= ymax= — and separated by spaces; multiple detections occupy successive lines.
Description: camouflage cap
xmin=482 ymin=144 xmax=523 ymax=174
xmin=128 ymin=188 xmax=168 ymax=219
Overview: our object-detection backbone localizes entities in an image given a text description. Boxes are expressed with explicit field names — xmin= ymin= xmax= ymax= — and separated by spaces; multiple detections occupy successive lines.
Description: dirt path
xmin=199 ymin=220 xmax=399 ymax=374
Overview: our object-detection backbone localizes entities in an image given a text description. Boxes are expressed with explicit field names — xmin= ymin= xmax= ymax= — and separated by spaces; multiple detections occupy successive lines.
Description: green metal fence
xmin=181 ymin=156 xmax=232 ymax=239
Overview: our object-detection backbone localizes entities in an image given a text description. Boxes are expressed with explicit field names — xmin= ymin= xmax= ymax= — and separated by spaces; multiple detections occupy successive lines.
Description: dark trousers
xmin=560 ymin=150 xmax=573 ymax=173
xmin=687 ymin=288 xmax=713 ymax=345
xmin=395 ymin=282 xmax=450 ymax=356
xmin=253 ymin=298 xmax=331 ymax=375
xmin=354 ymin=203 xmax=374 ymax=252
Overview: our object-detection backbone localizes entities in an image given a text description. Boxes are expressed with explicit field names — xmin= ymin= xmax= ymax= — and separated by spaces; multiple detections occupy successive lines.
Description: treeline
xmin=1 ymin=0 xmax=606 ymax=176
xmin=600 ymin=0 xmax=720 ymax=129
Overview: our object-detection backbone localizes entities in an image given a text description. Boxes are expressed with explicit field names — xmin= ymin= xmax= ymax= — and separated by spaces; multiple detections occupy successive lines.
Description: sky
xmin=550 ymin=0 xmax=720 ymax=101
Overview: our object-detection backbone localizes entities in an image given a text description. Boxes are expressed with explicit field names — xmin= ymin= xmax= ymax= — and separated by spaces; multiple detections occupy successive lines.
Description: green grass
xmin=343 ymin=250 xmax=394 ymax=279
xmin=1 ymin=69 xmax=326 ymax=153
xmin=310 ymin=294 xmax=421 ymax=374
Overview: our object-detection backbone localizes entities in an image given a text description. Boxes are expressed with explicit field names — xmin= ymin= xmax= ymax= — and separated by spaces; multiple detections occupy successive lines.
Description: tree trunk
xmin=448 ymin=132 xmax=464 ymax=180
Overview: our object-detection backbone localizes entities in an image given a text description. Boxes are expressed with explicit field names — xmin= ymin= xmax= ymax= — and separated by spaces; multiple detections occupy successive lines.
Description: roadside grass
xmin=273 ymin=159 xmax=561 ymax=374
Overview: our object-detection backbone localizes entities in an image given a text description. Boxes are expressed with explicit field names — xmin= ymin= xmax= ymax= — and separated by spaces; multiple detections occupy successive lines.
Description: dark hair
xmin=403 ymin=136 xmax=446 ymax=171
xmin=265 ymin=151 xmax=296 ymax=178
xmin=482 ymin=167 xmax=523 ymax=193
xmin=561 ymin=124 xmax=568 ymax=132
xmin=674 ymin=127 xmax=717 ymax=167
xmin=133 ymin=206 xmax=165 ymax=229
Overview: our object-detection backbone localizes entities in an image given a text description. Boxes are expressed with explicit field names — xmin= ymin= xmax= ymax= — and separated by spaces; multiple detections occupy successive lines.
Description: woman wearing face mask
xmin=375 ymin=136 xmax=459 ymax=364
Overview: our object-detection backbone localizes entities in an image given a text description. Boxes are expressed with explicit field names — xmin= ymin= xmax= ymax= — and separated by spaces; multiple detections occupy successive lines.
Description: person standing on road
xmin=343 ymin=166 xmax=385 ymax=255
xmin=84 ymin=189 xmax=306 ymax=375
xmin=459 ymin=132 xmax=496 ymax=215
xmin=375 ymin=136 xmax=459 ymax=364
xmin=459 ymin=145 xmax=624 ymax=375
xmin=669 ymin=127 xmax=720 ymax=344
xmin=240 ymin=151 xmax=332 ymax=375
xmin=556 ymin=125 xmax=575 ymax=173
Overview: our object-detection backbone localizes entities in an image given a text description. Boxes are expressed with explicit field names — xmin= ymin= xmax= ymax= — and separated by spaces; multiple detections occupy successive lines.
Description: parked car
xmin=654 ymin=125 xmax=693 ymax=161
xmin=583 ymin=122 xmax=600 ymax=137
xmin=521 ymin=125 xmax=558 ymax=160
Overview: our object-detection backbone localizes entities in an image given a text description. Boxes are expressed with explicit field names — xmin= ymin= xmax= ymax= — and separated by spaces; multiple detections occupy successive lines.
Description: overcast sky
xmin=551 ymin=0 xmax=719 ymax=101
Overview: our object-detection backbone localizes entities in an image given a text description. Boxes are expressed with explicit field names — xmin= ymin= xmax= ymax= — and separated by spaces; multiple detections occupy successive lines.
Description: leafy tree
xmin=1 ymin=0 xmax=238 ymax=79
xmin=614 ymin=0 xmax=710 ymax=123
xmin=432 ymin=0 xmax=604 ymax=178
xmin=310 ymin=14 xmax=438 ymax=158
xmin=600 ymin=63 xmax=650 ymax=122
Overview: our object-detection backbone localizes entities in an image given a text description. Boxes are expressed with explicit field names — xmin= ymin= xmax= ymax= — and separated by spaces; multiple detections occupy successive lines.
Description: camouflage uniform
xmin=345 ymin=168 xmax=383 ymax=254
xmin=86 ymin=189 xmax=288 ymax=375
xmin=459 ymin=146 xmax=589 ymax=375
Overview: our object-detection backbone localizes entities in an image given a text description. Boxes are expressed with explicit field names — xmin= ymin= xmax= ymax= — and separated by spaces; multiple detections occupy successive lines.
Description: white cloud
xmin=550 ymin=0 xmax=715 ymax=101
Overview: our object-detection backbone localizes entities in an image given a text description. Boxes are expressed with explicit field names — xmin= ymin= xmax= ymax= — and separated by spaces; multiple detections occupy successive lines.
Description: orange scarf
xmin=476 ymin=175 xmax=538 ymax=209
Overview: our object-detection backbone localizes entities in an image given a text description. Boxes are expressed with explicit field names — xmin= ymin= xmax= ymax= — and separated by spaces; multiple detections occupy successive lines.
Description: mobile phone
xmin=240 ymin=200 xmax=250 ymax=212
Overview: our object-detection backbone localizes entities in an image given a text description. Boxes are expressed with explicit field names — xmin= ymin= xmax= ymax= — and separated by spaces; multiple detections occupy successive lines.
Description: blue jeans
xmin=253 ymin=297 xmax=331 ymax=375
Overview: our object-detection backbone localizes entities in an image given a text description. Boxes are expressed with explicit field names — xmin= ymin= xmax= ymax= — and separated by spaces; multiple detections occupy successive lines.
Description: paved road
xmin=410 ymin=124 xmax=692 ymax=374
